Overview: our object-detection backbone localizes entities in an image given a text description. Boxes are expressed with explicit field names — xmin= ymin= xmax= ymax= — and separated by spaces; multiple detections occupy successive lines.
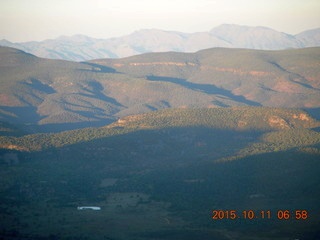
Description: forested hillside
xmin=0 ymin=107 xmax=320 ymax=239
xmin=0 ymin=107 xmax=319 ymax=157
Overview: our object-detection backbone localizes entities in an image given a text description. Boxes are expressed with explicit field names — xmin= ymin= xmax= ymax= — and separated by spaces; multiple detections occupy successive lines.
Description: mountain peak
xmin=209 ymin=24 xmax=300 ymax=49
xmin=0 ymin=39 xmax=12 ymax=44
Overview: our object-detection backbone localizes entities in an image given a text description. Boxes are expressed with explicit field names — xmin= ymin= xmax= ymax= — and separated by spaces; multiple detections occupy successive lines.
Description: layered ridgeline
xmin=0 ymin=107 xmax=320 ymax=239
xmin=1 ymin=24 xmax=320 ymax=61
xmin=1 ymin=46 xmax=320 ymax=132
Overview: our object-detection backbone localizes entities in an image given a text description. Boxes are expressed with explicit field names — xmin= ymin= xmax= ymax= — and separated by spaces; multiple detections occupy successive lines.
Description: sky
xmin=0 ymin=0 xmax=319 ymax=42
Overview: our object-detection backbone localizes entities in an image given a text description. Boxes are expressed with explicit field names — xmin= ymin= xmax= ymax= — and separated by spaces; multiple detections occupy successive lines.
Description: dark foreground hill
xmin=0 ymin=46 xmax=320 ymax=132
xmin=0 ymin=107 xmax=320 ymax=239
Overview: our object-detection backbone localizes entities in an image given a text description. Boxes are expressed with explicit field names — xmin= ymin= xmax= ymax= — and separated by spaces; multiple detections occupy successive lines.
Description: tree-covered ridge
xmin=0 ymin=107 xmax=319 ymax=156
xmin=109 ymin=107 xmax=319 ymax=130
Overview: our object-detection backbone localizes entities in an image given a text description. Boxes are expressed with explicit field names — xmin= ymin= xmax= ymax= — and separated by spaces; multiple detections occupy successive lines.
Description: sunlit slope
xmin=93 ymin=47 xmax=320 ymax=108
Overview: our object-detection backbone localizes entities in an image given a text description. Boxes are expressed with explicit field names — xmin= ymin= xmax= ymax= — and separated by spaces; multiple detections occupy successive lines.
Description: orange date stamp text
xmin=212 ymin=209 xmax=308 ymax=220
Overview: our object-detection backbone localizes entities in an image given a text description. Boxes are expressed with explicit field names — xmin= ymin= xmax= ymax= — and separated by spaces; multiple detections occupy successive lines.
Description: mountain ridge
xmin=1 ymin=24 xmax=319 ymax=61
xmin=0 ymin=46 xmax=319 ymax=132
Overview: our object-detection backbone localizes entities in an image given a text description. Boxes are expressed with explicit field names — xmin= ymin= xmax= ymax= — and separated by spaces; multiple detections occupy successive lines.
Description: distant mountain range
xmin=1 ymin=24 xmax=320 ymax=61
xmin=0 ymin=46 xmax=319 ymax=132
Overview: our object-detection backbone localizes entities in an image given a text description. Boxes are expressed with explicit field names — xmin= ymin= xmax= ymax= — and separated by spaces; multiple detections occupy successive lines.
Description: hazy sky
xmin=1 ymin=0 xmax=319 ymax=42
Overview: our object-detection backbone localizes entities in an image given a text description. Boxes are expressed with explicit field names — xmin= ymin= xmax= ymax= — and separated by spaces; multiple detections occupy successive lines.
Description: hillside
xmin=0 ymin=107 xmax=320 ymax=239
xmin=93 ymin=47 xmax=320 ymax=108
xmin=1 ymin=46 xmax=319 ymax=132
xmin=0 ymin=24 xmax=319 ymax=61
xmin=195 ymin=47 xmax=320 ymax=108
